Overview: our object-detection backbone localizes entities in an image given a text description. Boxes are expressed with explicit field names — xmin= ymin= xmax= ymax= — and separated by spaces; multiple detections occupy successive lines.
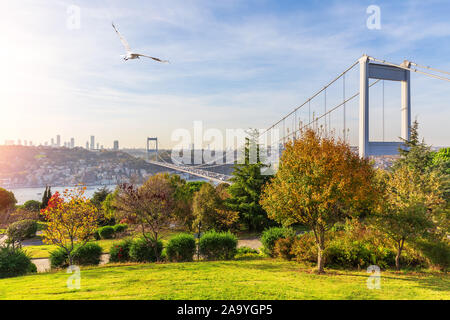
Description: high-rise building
xmin=96 ymin=143 xmax=99 ymax=150
xmin=90 ymin=136 xmax=95 ymax=150
xmin=51 ymin=138 xmax=54 ymax=146
xmin=56 ymin=135 xmax=61 ymax=147
xmin=86 ymin=141 xmax=89 ymax=149
xmin=70 ymin=138 xmax=75 ymax=148
xmin=113 ymin=140 xmax=119 ymax=150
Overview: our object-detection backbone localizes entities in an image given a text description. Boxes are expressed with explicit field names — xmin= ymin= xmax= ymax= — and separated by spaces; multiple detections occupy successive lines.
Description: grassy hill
xmin=0 ymin=259 xmax=448 ymax=300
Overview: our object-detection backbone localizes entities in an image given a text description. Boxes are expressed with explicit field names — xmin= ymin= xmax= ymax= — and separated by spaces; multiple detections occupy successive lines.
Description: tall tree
xmin=227 ymin=130 xmax=272 ymax=231
xmin=173 ymin=179 xmax=205 ymax=231
xmin=395 ymin=120 xmax=433 ymax=173
xmin=41 ymin=187 xmax=99 ymax=265
xmin=371 ymin=166 xmax=445 ymax=270
xmin=91 ymin=186 xmax=111 ymax=209
xmin=40 ymin=186 xmax=52 ymax=210
xmin=102 ymin=188 xmax=119 ymax=222
xmin=114 ymin=174 xmax=176 ymax=261
xmin=260 ymin=129 xmax=377 ymax=273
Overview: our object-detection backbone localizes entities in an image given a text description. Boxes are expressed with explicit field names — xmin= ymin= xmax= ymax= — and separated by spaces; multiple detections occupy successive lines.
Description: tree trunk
xmin=317 ymin=246 xmax=325 ymax=274
xmin=314 ymin=227 xmax=326 ymax=274
xmin=153 ymin=234 xmax=160 ymax=262
xmin=395 ymin=239 xmax=405 ymax=271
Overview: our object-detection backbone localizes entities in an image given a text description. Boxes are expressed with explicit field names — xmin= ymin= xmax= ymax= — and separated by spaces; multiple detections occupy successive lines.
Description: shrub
xmin=199 ymin=231 xmax=237 ymax=260
xmin=236 ymin=246 xmax=259 ymax=255
xmin=49 ymin=247 xmax=69 ymax=269
xmin=261 ymin=227 xmax=296 ymax=257
xmin=72 ymin=243 xmax=103 ymax=266
xmin=129 ymin=238 xmax=163 ymax=262
xmin=166 ymin=233 xmax=196 ymax=262
xmin=93 ymin=229 xmax=101 ymax=240
xmin=50 ymin=243 xmax=103 ymax=268
xmin=235 ymin=246 xmax=260 ymax=260
xmin=113 ymin=223 xmax=128 ymax=234
xmin=290 ymin=232 xmax=318 ymax=264
xmin=290 ymin=226 xmax=424 ymax=270
xmin=0 ymin=246 xmax=36 ymax=278
xmin=416 ymin=240 xmax=450 ymax=271
xmin=325 ymin=239 xmax=373 ymax=269
xmin=98 ymin=225 xmax=115 ymax=239
xmin=274 ymin=237 xmax=296 ymax=260
xmin=109 ymin=239 xmax=133 ymax=263
xmin=6 ymin=219 xmax=38 ymax=245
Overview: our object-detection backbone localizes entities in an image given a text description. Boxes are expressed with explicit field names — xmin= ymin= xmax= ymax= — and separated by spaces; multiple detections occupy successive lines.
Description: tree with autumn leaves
xmin=114 ymin=174 xmax=176 ymax=261
xmin=260 ymin=129 xmax=378 ymax=273
xmin=40 ymin=187 xmax=99 ymax=265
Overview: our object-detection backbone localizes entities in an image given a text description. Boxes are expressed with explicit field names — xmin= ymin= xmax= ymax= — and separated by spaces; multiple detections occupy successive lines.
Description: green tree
xmin=371 ymin=166 xmax=446 ymax=270
xmin=227 ymin=131 xmax=272 ymax=231
xmin=192 ymin=183 xmax=238 ymax=232
xmin=0 ymin=188 xmax=16 ymax=212
xmin=102 ymin=189 xmax=119 ymax=221
xmin=260 ymin=129 xmax=377 ymax=273
xmin=394 ymin=120 xmax=433 ymax=173
xmin=173 ymin=180 xmax=205 ymax=231
xmin=23 ymin=200 xmax=41 ymax=212
xmin=40 ymin=186 xmax=52 ymax=210
xmin=91 ymin=186 xmax=111 ymax=209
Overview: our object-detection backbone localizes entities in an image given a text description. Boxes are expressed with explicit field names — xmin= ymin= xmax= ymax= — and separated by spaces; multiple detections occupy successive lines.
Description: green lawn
xmin=24 ymin=239 xmax=119 ymax=258
xmin=0 ymin=259 xmax=448 ymax=300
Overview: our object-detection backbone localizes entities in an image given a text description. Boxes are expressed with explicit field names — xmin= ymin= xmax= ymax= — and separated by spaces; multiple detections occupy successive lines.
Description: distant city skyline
xmin=1 ymin=1 xmax=449 ymax=149
xmin=4 ymin=134 xmax=120 ymax=150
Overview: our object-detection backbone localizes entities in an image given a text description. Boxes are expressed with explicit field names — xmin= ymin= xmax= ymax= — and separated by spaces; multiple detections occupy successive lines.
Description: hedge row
xmin=109 ymin=231 xmax=238 ymax=264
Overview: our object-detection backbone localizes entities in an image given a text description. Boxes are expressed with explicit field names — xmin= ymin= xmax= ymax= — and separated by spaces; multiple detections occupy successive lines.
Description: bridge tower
xmin=147 ymin=137 xmax=158 ymax=158
xmin=359 ymin=55 xmax=411 ymax=158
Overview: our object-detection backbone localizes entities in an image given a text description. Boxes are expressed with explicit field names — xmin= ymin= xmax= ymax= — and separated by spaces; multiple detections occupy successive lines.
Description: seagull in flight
xmin=112 ymin=22 xmax=169 ymax=63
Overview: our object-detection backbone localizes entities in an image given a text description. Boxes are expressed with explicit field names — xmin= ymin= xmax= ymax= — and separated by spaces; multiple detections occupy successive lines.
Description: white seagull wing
xmin=135 ymin=53 xmax=170 ymax=63
xmin=112 ymin=22 xmax=131 ymax=52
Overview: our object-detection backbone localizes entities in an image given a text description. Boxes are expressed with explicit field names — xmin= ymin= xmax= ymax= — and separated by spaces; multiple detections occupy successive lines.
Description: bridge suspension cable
xmin=279 ymin=79 xmax=382 ymax=144
xmin=259 ymin=59 xmax=360 ymax=138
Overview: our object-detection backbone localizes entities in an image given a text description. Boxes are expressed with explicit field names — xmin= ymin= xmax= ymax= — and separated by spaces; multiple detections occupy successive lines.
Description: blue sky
xmin=1 ymin=0 xmax=449 ymax=148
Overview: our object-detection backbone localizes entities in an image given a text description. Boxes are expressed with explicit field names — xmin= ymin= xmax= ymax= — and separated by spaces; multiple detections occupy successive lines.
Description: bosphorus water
xmin=9 ymin=177 xmax=209 ymax=204
xmin=10 ymin=185 xmax=117 ymax=205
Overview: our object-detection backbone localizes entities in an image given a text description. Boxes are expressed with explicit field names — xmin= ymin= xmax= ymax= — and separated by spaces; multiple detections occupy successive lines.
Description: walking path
xmin=31 ymin=254 xmax=110 ymax=273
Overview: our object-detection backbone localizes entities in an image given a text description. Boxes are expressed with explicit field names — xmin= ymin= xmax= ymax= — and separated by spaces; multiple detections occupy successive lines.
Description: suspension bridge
xmin=146 ymin=54 xmax=450 ymax=182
